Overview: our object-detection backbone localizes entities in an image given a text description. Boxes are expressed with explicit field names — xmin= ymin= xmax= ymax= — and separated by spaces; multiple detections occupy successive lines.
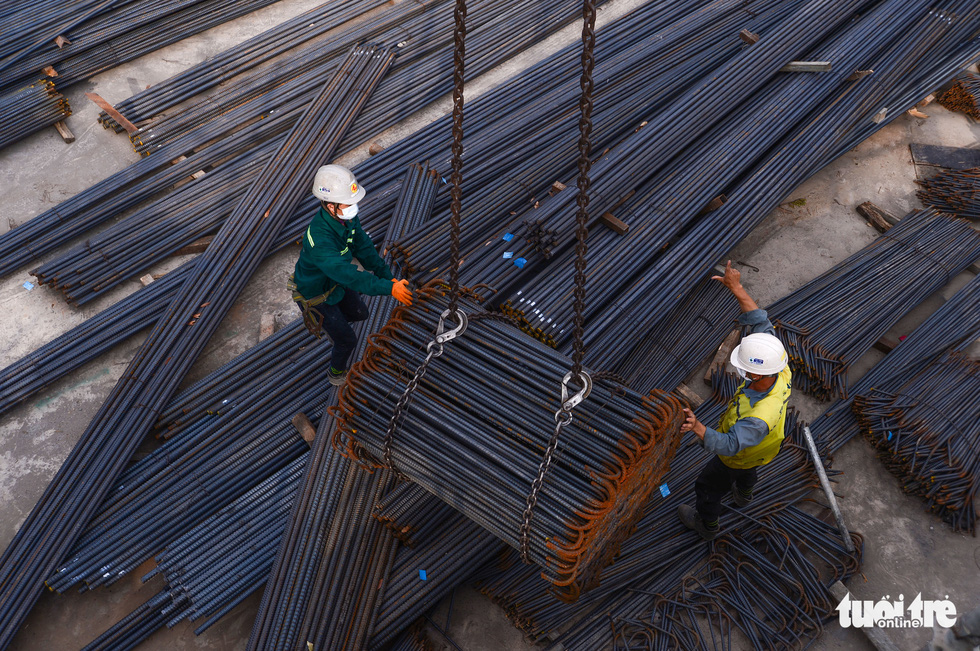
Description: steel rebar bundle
xmin=611 ymin=275 xmax=740 ymax=393
xmin=809 ymin=272 xmax=980 ymax=455
xmin=373 ymin=481 xmax=458 ymax=547
xmin=937 ymin=72 xmax=980 ymax=119
xmin=765 ymin=209 xmax=980 ymax=400
xmin=0 ymin=78 xmax=70 ymax=149
xmin=332 ymin=284 xmax=685 ymax=600
xmin=578 ymin=0 xmax=980 ymax=371
xmin=0 ymin=45 xmax=392 ymax=648
xmin=81 ymin=457 xmax=307 ymax=649
xmin=916 ymin=166 xmax=980 ymax=220
xmin=854 ymin=351 xmax=980 ymax=534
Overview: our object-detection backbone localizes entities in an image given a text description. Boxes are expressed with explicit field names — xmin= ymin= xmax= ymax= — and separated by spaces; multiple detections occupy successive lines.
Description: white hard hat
xmin=730 ymin=332 xmax=788 ymax=376
xmin=312 ymin=165 xmax=366 ymax=204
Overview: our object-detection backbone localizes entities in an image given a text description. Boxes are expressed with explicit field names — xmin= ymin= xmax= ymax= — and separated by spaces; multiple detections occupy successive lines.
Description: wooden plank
xmin=698 ymin=194 xmax=727 ymax=215
xmin=675 ymin=383 xmax=704 ymax=408
xmin=917 ymin=93 xmax=935 ymax=107
xmin=368 ymin=142 xmax=385 ymax=156
xmin=172 ymin=235 xmax=213 ymax=257
xmin=139 ymin=274 xmax=154 ymax=287
xmin=599 ymin=212 xmax=629 ymax=235
xmin=872 ymin=334 xmax=901 ymax=354
xmin=704 ymin=328 xmax=741 ymax=384
xmin=780 ymin=61 xmax=831 ymax=72
xmin=84 ymin=92 xmax=138 ymax=133
xmin=906 ymin=108 xmax=929 ymax=119
xmin=856 ymin=202 xmax=899 ymax=233
xmin=739 ymin=29 xmax=759 ymax=44
xmin=42 ymin=65 xmax=58 ymax=78
xmin=54 ymin=35 xmax=71 ymax=48
xmin=53 ymin=120 xmax=74 ymax=143
xmin=909 ymin=143 xmax=980 ymax=170
xmin=291 ymin=413 xmax=317 ymax=444
xmin=846 ymin=69 xmax=873 ymax=81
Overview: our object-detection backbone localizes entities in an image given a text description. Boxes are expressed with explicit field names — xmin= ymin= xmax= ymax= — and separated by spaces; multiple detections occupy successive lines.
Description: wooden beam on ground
xmin=53 ymin=121 xmax=74 ymax=143
xmin=599 ymin=212 xmax=629 ymax=235
xmin=42 ymin=65 xmax=58 ymax=77
xmin=872 ymin=334 xmax=901 ymax=354
xmin=704 ymin=328 xmax=741 ymax=384
xmin=739 ymin=29 xmax=759 ymax=45
xmin=698 ymin=194 xmax=727 ymax=215
xmin=172 ymin=235 xmax=213 ymax=257
xmin=675 ymin=383 xmax=704 ymax=408
xmin=291 ymin=413 xmax=317 ymax=444
xmin=856 ymin=202 xmax=899 ymax=233
xmin=84 ymin=92 xmax=138 ymax=133
xmin=54 ymin=35 xmax=71 ymax=48
xmin=780 ymin=61 xmax=831 ymax=72
xmin=906 ymin=108 xmax=929 ymax=119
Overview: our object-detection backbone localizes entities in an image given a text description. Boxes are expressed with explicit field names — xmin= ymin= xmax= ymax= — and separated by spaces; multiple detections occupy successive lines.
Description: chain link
xmin=518 ymin=0 xmax=597 ymax=566
xmin=447 ymin=0 xmax=467 ymax=315
xmin=383 ymin=340 xmax=443 ymax=478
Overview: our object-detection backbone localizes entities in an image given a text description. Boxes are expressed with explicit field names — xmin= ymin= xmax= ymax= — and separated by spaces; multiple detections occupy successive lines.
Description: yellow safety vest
xmin=717 ymin=366 xmax=792 ymax=469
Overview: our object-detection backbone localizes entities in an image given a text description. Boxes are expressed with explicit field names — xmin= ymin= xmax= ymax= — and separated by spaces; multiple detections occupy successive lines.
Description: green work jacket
xmin=292 ymin=207 xmax=393 ymax=304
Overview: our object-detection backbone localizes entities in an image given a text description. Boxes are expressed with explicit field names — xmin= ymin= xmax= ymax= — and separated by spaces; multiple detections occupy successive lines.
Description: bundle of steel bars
xmin=82 ymin=457 xmax=307 ymax=649
xmin=333 ymin=284 xmax=685 ymax=600
xmin=765 ymin=209 xmax=980 ymax=399
xmin=937 ymin=72 xmax=980 ymax=119
xmin=916 ymin=166 xmax=980 ymax=220
xmin=373 ymin=481 xmax=458 ymax=547
xmin=0 ymin=45 xmax=392 ymax=647
xmin=0 ymin=79 xmax=70 ymax=149
xmin=808 ymin=273 xmax=980 ymax=456
xmin=853 ymin=351 xmax=980 ymax=534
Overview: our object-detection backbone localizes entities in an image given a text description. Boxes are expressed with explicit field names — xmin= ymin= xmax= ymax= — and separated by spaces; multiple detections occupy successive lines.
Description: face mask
xmin=337 ymin=203 xmax=359 ymax=220
xmin=734 ymin=366 xmax=748 ymax=381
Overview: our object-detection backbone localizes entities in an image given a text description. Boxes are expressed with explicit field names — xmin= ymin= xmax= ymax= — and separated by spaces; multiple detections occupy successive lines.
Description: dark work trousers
xmin=303 ymin=290 xmax=369 ymax=371
xmin=694 ymin=456 xmax=759 ymax=523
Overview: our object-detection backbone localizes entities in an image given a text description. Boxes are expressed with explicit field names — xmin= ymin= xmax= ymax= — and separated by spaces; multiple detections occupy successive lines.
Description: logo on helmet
xmin=350 ymin=182 xmax=358 ymax=194
xmin=319 ymin=187 xmax=329 ymax=194
xmin=749 ymin=358 xmax=765 ymax=365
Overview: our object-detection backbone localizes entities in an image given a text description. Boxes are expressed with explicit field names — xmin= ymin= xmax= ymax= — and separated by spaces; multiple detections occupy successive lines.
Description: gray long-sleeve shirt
xmin=701 ymin=309 xmax=778 ymax=457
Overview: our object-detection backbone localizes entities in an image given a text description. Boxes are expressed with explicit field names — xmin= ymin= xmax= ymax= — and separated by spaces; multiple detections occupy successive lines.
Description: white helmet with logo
xmin=730 ymin=332 xmax=788 ymax=376
xmin=312 ymin=165 xmax=366 ymax=204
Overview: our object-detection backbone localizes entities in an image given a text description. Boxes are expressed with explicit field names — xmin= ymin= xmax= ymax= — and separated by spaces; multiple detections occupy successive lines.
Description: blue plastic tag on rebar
xmin=502 ymin=233 xmax=514 ymax=242
xmin=503 ymin=251 xmax=514 ymax=259
xmin=514 ymin=257 xmax=527 ymax=268
xmin=419 ymin=570 xmax=427 ymax=581
xmin=659 ymin=484 xmax=670 ymax=498
xmin=887 ymin=431 xmax=893 ymax=441
xmin=23 ymin=281 xmax=34 ymax=291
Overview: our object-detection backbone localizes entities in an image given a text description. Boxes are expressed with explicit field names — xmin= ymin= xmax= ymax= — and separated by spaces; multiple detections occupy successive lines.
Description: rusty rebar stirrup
xmin=518 ymin=0 xmax=597 ymax=565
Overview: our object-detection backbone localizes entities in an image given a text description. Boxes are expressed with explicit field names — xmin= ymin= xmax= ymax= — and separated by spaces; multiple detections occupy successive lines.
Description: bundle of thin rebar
xmin=937 ymin=72 xmax=980 ymax=119
xmin=0 ymin=79 xmax=70 ymax=149
xmin=765 ymin=209 xmax=980 ymax=400
xmin=373 ymin=481 xmax=457 ymax=547
xmin=333 ymin=284 xmax=685 ymax=600
xmin=854 ymin=351 xmax=980 ymax=534
xmin=81 ymin=456 xmax=307 ymax=649
xmin=0 ymin=45 xmax=392 ymax=647
xmin=916 ymin=166 xmax=980 ymax=220
xmin=809 ymin=272 xmax=980 ymax=456
xmin=611 ymin=274 xmax=740 ymax=393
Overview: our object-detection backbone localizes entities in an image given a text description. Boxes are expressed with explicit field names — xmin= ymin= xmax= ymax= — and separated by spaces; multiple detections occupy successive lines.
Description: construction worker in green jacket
xmin=678 ymin=261 xmax=792 ymax=540
xmin=291 ymin=165 xmax=413 ymax=386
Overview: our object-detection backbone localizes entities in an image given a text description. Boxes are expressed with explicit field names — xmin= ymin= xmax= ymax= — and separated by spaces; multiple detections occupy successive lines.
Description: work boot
xmin=731 ymin=482 xmax=753 ymax=508
xmin=677 ymin=504 xmax=719 ymax=541
xmin=328 ymin=367 xmax=348 ymax=387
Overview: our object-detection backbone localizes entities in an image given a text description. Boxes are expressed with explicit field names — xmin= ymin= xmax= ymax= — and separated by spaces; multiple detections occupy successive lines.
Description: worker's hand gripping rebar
xmin=383 ymin=308 xmax=467 ymax=476
xmin=519 ymin=370 xmax=592 ymax=563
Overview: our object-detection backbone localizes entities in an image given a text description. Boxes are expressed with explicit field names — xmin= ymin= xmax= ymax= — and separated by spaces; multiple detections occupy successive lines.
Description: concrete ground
xmin=1 ymin=0 xmax=978 ymax=648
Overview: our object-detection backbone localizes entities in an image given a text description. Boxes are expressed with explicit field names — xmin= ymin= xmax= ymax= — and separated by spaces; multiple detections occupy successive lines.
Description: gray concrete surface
xmin=1 ymin=1 xmax=979 ymax=649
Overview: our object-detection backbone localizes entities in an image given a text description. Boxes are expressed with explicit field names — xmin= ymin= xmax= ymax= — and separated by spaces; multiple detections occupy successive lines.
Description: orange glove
xmin=391 ymin=278 xmax=413 ymax=306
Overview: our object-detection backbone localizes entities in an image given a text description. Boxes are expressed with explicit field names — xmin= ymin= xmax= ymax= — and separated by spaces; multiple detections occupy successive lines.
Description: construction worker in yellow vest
xmin=678 ymin=261 xmax=791 ymax=541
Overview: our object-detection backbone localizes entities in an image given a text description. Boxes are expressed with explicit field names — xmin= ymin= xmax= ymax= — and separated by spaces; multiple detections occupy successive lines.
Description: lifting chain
xmin=383 ymin=0 xmax=468 ymax=476
xmin=519 ymin=0 xmax=597 ymax=564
